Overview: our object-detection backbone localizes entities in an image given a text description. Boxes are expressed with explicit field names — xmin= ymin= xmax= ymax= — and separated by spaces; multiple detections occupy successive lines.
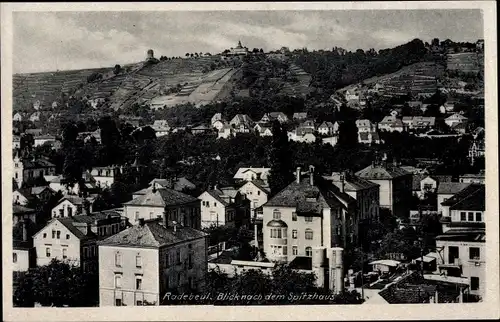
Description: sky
xmin=13 ymin=10 xmax=483 ymax=74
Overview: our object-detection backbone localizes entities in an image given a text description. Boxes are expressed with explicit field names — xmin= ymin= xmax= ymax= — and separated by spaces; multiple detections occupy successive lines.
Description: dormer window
xmin=272 ymin=210 xmax=281 ymax=220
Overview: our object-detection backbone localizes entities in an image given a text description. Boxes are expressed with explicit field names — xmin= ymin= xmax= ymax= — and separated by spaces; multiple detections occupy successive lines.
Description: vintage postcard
xmin=2 ymin=1 xmax=498 ymax=321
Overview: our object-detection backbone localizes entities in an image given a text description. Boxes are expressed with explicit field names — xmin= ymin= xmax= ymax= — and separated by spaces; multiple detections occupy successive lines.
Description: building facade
xmin=98 ymin=219 xmax=208 ymax=306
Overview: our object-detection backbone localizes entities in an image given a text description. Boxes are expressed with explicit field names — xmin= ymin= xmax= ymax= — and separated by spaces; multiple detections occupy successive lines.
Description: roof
xmin=436 ymin=182 xmax=470 ymax=195
xmin=266 ymin=219 xmax=288 ymax=228
xmin=57 ymin=195 xmax=96 ymax=207
xmin=356 ymin=164 xmax=411 ymax=180
xmin=435 ymin=228 xmax=485 ymax=242
xmin=233 ymin=167 xmax=270 ymax=179
xmin=125 ymin=187 xmax=198 ymax=207
xmin=248 ymin=179 xmax=270 ymax=194
xmin=264 ymin=177 xmax=344 ymax=214
xmin=230 ymin=114 xmax=254 ymax=125
xmin=293 ymin=112 xmax=307 ymax=119
xmin=318 ymin=121 xmax=335 ymax=128
xmin=289 ymin=256 xmax=312 ymax=270
xmin=53 ymin=218 xmax=96 ymax=241
xmin=323 ymin=173 xmax=379 ymax=191
xmin=13 ymin=205 xmax=36 ymax=215
xmin=98 ymin=219 xmax=207 ymax=248
xmin=17 ymin=157 xmax=55 ymax=169
xmin=446 ymin=113 xmax=467 ymax=121
xmin=441 ymin=184 xmax=484 ymax=211
xmin=204 ymin=189 xmax=230 ymax=207
xmin=355 ymin=119 xmax=373 ymax=128
xmin=369 ymin=259 xmax=401 ymax=267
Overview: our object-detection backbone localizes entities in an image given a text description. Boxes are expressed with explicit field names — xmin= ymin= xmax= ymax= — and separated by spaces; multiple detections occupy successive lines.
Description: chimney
xmin=214 ymin=184 xmax=218 ymax=191
xmin=296 ymin=167 xmax=301 ymax=183
xmin=152 ymin=184 xmax=157 ymax=193
xmin=340 ymin=173 xmax=345 ymax=193
xmin=138 ymin=218 xmax=145 ymax=227
xmin=86 ymin=223 xmax=92 ymax=235
xmin=435 ymin=289 xmax=439 ymax=304
xmin=173 ymin=221 xmax=177 ymax=233
xmin=309 ymin=165 xmax=315 ymax=186
xmin=162 ymin=210 xmax=168 ymax=227
xmin=21 ymin=219 xmax=28 ymax=242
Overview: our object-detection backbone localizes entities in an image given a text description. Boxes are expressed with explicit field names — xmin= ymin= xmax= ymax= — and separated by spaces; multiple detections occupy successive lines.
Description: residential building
xmin=435 ymin=184 xmax=485 ymax=299
xmin=459 ymin=172 xmax=485 ymax=184
xmin=440 ymin=102 xmax=456 ymax=114
xmin=25 ymin=128 xmax=43 ymax=136
xmin=135 ymin=177 xmax=196 ymax=196
xmin=13 ymin=135 xmax=21 ymax=149
xmin=411 ymin=175 xmax=452 ymax=199
xmin=402 ymin=116 xmax=436 ymax=130
xmin=378 ymin=116 xmax=404 ymax=132
xmin=13 ymin=220 xmax=36 ymax=272
xmin=436 ymin=182 xmax=471 ymax=215
xmin=217 ymin=124 xmax=236 ymax=139
xmin=151 ymin=120 xmax=170 ymax=137
xmin=191 ymin=125 xmax=211 ymax=135
xmin=233 ymin=167 xmax=270 ymax=184
xmin=452 ymin=122 xmax=468 ymax=134
xmin=355 ymin=119 xmax=376 ymax=133
xmin=260 ymin=112 xmax=288 ymax=124
xmin=288 ymin=130 xmax=317 ymax=143
xmin=356 ymin=161 xmax=412 ymax=218
xmin=322 ymin=136 xmax=339 ymax=147
xmin=211 ymin=113 xmax=226 ymax=131
xmin=13 ymin=151 xmax=56 ymax=188
xmin=34 ymin=135 xmax=57 ymax=147
xmin=262 ymin=166 xmax=355 ymax=263
xmin=29 ymin=112 xmax=41 ymax=122
xmin=445 ymin=113 xmax=468 ymax=127
xmin=198 ymin=187 xmax=245 ymax=228
xmin=33 ymin=210 xmax=124 ymax=269
xmin=123 ymin=186 xmax=201 ymax=228
xmin=90 ymin=159 xmax=146 ymax=189
xmin=318 ymin=121 xmax=335 ymax=136
xmin=292 ymin=112 xmax=308 ymax=121
xmin=358 ymin=131 xmax=381 ymax=145
xmin=238 ymin=179 xmax=270 ymax=217
xmin=229 ymin=114 xmax=254 ymax=128
xmin=51 ymin=195 xmax=97 ymax=218
xmin=227 ymin=40 xmax=249 ymax=56
xmin=13 ymin=186 xmax=54 ymax=207
xmin=98 ymin=218 xmax=208 ymax=306
xmin=13 ymin=112 xmax=24 ymax=122
xmin=13 ymin=204 xmax=37 ymax=227
xmin=333 ymin=121 xmax=343 ymax=135
xmin=78 ymin=129 xmax=102 ymax=144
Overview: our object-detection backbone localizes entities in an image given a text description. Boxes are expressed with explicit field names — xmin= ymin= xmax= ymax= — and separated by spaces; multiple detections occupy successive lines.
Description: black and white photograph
xmin=2 ymin=2 xmax=498 ymax=321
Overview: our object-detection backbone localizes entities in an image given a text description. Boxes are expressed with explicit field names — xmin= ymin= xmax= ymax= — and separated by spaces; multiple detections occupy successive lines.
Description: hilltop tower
xmin=147 ymin=49 xmax=154 ymax=60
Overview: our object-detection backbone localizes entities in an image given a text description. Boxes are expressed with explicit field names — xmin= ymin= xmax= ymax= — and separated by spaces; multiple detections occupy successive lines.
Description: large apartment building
xmin=98 ymin=218 xmax=208 ymax=306
xmin=262 ymin=166 xmax=355 ymax=263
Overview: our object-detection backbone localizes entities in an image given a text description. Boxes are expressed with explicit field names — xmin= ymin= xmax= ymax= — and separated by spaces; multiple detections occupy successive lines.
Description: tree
xmin=13 ymin=259 xmax=98 ymax=307
xmin=267 ymin=121 xmax=294 ymax=195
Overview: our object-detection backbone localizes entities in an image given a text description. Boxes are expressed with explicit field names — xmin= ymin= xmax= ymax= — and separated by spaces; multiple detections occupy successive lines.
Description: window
xmin=423 ymin=183 xmax=433 ymax=191
xmin=56 ymin=231 xmax=61 ymax=239
xmin=13 ymin=253 xmax=17 ymax=263
xmin=149 ymin=212 xmax=154 ymax=219
xmin=469 ymin=247 xmax=480 ymax=260
xmin=283 ymin=246 xmax=288 ymax=255
xmin=68 ymin=207 xmax=73 ymax=217
xmin=270 ymin=228 xmax=282 ymax=238
xmin=460 ymin=212 xmax=466 ymax=221
xmin=468 ymin=212 xmax=474 ymax=221
xmin=59 ymin=209 xmax=64 ymax=218
xmin=115 ymin=274 xmax=122 ymax=288
xmin=305 ymin=229 xmax=313 ymax=240
xmin=257 ymin=190 xmax=261 ymax=196
xmin=188 ymin=253 xmax=193 ymax=269
xmin=115 ymin=252 xmax=122 ymax=267
xmin=135 ymin=212 xmax=139 ymax=221
xmin=115 ymin=299 xmax=122 ymax=306
xmin=52 ymin=230 xmax=56 ymax=239
xmin=292 ymin=212 xmax=297 ymax=221
xmin=305 ymin=247 xmax=312 ymax=257
xmin=43 ymin=233 xmax=47 ymax=238
xmin=15 ymin=163 xmax=18 ymax=168
xmin=136 ymin=276 xmax=142 ymax=290
xmin=214 ymin=202 xmax=217 ymax=207
xmin=66 ymin=234 xmax=70 ymax=240
xmin=136 ymin=300 xmax=143 ymax=306
xmin=273 ymin=210 xmax=281 ymax=220
xmin=471 ymin=277 xmax=480 ymax=291
xmin=62 ymin=248 xmax=67 ymax=259
xmin=292 ymin=230 xmax=298 ymax=239
xmin=305 ymin=216 xmax=313 ymax=222
xmin=136 ymin=255 xmax=142 ymax=268
xmin=176 ymin=249 xmax=181 ymax=264
xmin=476 ymin=212 xmax=482 ymax=222
xmin=165 ymin=253 xmax=170 ymax=267
xmin=292 ymin=246 xmax=298 ymax=255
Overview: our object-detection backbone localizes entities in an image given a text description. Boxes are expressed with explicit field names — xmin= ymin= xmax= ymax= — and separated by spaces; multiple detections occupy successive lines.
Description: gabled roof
xmin=356 ymin=164 xmax=411 ymax=180
xmin=124 ymin=187 xmax=198 ymax=207
xmin=40 ymin=217 xmax=96 ymax=241
xmin=13 ymin=204 xmax=36 ymax=215
xmin=436 ymin=182 xmax=470 ymax=195
xmin=233 ymin=167 xmax=270 ymax=179
xmin=203 ymin=189 xmax=230 ymax=207
xmin=445 ymin=113 xmax=467 ymax=121
xmin=441 ymin=184 xmax=484 ymax=211
xmin=264 ymin=177 xmax=344 ymax=214
xmin=248 ymin=179 xmax=271 ymax=194
xmin=98 ymin=219 xmax=207 ymax=248
xmin=230 ymin=114 xmax=254 ymax=125
xmin=318 ymin=121 xmax=335 ymax=128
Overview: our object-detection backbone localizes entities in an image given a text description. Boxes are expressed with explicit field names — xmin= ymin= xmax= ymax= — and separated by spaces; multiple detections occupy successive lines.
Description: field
xmin=446 ymin=53 xmax=481 ymax=73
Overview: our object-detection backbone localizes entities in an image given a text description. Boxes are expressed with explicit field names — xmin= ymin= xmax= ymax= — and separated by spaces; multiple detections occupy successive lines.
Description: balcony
xmin=438 ymin=258 xmax=462 ymax=269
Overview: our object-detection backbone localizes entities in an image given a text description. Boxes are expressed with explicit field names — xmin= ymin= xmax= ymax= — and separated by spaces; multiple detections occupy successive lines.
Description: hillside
xmin=12 ymin=56 xmax=242 ymax=112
